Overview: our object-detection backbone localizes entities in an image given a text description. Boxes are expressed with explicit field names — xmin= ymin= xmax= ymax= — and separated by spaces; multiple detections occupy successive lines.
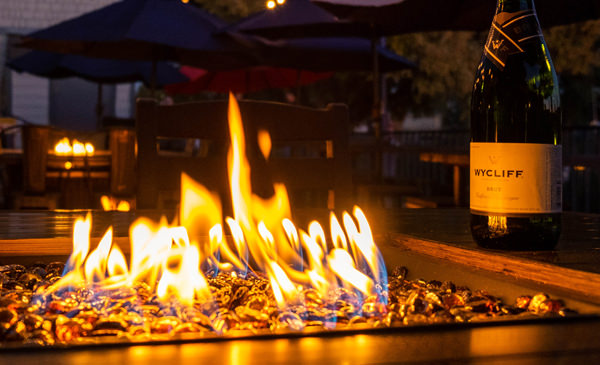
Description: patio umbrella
xmin=227 ymin=0 xmax=364 ymax=39
xmin=19 ymin=0 xmax=264 ymax=90
xmin=165 ymin=65 xmax=333 ymax=95
xmin=166 ymin=36 xmax=412 ymax=97
xmin=7 ymin=50 xmax=188 ymax=124
xmin=226 ymin=0 xmax=412 ymax=136
xmin=7 ymin=50 xmax=187 ymax=87
xmin=258 ymin=37 xmax=414 ymax=72
xmin=232 ymin=0 xmax=600 ymax=134
xmin=310 ymin=0 xmax=600 ymax=132
xmin=310 ymin=0 xmax=600 ymax=35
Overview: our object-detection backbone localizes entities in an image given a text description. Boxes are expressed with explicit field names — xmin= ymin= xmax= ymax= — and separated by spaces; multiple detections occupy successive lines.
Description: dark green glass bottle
xmin=470 ymin=0 xmax=562 ymax=250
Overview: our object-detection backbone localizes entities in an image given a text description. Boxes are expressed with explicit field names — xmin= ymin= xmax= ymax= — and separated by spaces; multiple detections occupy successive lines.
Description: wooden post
xmin=109 ymin=127 xmax=136 ymax=197
xmin=22 ymin=125 xmax=50 ymax=194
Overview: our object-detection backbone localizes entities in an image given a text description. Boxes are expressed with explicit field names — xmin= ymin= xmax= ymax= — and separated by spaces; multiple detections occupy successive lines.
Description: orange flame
xmin=52 ymin=93 xmax=387 ymax=326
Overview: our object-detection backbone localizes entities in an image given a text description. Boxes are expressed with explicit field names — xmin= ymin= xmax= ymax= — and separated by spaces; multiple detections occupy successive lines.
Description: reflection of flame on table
xmin=100 ymin=195 xmax=131 ymax=211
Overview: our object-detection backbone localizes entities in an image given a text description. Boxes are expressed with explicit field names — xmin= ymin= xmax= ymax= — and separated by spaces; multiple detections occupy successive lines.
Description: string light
xmin=266 ymin=0 xmax=285 ymax=9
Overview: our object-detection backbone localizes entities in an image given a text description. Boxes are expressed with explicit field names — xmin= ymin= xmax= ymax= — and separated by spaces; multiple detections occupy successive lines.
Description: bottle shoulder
xmin=472 ymin=47 xmax=559 ymax=100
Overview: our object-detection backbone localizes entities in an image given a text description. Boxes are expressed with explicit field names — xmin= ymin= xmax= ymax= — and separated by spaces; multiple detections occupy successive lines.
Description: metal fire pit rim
xmin=2 ymin=313 xmax=598 ymax=354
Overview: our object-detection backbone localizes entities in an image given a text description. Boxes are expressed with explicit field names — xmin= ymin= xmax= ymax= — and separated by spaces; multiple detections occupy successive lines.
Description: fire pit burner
xmin=0 ymin=261 xmax=572 ymax=348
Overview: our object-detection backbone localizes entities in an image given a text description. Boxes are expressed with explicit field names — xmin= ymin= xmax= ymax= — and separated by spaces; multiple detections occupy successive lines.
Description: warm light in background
xmin=72 ymin=140 xmax=85 ymax=155
xmin=267 ymin=0 xmax=285 ymax=10
xmin=54 ymin=137 xmax=72 ymax=155
xmin=181 ymin=0 xmax=189 ymax=3
xmin=85 ymin=143 xmax=95 ymax=155
xmin=54 ymin=138 xmax=95 ymax=156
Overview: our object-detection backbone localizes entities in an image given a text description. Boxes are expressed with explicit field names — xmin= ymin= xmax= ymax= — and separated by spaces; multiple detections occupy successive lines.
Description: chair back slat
xmin=136 ymin=98 xmax=352 ymax=213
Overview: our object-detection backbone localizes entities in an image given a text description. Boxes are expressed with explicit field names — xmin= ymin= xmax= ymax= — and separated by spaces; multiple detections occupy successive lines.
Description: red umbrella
xmin=165 ymin=65 xmax=333 ymax=94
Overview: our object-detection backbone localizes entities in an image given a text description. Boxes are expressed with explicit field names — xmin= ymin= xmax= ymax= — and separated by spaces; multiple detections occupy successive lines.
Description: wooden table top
xmin=369 ymin=208 xmax=600 ymax=269
xmin=1 ymin=208 xmax=600 ymax=362
xmin=0 ymin=208 xmax=598 ymax=271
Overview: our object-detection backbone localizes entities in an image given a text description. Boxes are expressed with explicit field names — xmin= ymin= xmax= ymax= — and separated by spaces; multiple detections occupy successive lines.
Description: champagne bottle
xmin=470 ymin=0 xmax=562 ymax=250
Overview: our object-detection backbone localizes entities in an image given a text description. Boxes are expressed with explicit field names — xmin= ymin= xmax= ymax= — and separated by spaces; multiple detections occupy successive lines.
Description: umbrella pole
xmin=246 ymin=68 xmax=251 ymax=96
xmin=295 ymin=70 xmax=302 ymax=104
xmin=371 ymin=31 xmax=383 ymax=183
xmin=371 ymin=34 xmax=381 ymax=139
xmin=96 ymin=83 xmax=104 ymax=129
xmin=151 ymin=59 xmax=157 ymax=98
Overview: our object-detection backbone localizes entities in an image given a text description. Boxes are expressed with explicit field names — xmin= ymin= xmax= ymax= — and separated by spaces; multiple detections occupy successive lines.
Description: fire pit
xmin=0 ymin=257 xmax=578 ymax=348
xmin=2 ymin=233 xmax=600 ymax=363
xmin=1 ymin=96 xmax=600 ymax=361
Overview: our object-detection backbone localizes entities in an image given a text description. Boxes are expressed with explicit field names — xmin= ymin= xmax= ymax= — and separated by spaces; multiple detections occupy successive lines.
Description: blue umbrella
xmin=228 ymin=0 xmax=366 ymax=38
xmin=7 ymin=50 xmax=188 ymax=87
xmin=19 ymin=0 xmax=263 ymax=83
xmin=258 ymin=37 xmax=414 ymax=72
xmin=7 ymin=50 xmax=189 ymax=124
xmin=226 ymin=0 xmax=416 ymax=135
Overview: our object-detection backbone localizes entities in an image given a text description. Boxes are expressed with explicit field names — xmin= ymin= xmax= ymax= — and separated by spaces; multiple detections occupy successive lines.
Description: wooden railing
xmin=350 ymin=126 xmax=600 ymax=212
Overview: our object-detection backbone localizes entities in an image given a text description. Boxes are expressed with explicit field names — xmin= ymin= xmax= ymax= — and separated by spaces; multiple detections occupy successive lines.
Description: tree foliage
xmin=192 ymin=0 xmax=263 ymax=21
xmin=545 ymin=19 xmax=600 ymax=126
xmin=387 ymin=31 xmax=484 ymax=128
xmin=385 ymin=19 xmax=600 ymax=128
xmin=182 ymin=2 xmax=600 ymax=128
xmin=545 ymin=20 xmax=600 ymax=77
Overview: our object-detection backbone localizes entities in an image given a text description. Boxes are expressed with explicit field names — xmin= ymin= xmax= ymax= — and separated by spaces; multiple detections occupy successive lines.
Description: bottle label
xmin=470 ymin=142 xmax=562 ymax=215
xmin=483 ymin=10 xmax=542 ymax=70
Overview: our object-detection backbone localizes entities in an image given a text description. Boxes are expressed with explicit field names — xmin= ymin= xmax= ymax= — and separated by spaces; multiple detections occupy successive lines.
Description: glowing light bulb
xmin=85 ymin=143 xmax=95 ymax=155
xmin=266 ymin=1 xmax=276 ymax=9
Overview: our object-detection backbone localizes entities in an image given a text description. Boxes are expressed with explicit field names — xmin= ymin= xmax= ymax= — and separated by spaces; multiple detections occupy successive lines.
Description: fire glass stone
xmin=151 ymin=316 xmax=181 ymax=334
xmin=0 ymin=262 xmax=581 ymax=347
xmin=275 ymin=311 xmax=305 ymax=331
xmin=45 ymin=262 xmax=65 ymax=276
xmin=55 ymin=318 xmax=87 ymax=341
xmin=18 ymin=273 xmax=42 ymax=290
xmin=0 ymin=265 xmax=26 ymax=279
xmin=173 ymin=322 xmax=205 ymax=334
xmin=22 ymin=313 xmax=47 ymax=332
xmin=301 ymin=289 xmax=324 ymax=308
xmin=25 ymin=329 xmax=55 ymax=346
xmin=0 ymin=308 xmax=18 ymax=330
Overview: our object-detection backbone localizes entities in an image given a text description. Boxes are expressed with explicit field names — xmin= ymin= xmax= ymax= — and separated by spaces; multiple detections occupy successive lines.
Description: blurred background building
xmin=0 ymin=0 xmax=134 ymax=132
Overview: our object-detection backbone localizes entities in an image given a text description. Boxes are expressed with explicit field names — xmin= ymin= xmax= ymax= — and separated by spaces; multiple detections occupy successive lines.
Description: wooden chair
xmin=135 ymin=98 xmax=353 ymax=216
xmin=12 ymin=125 xmax=115 ymax=210
xmin=11 ymin=125 xmax=59 ymax=209
xmin=108 ymin=127 xmax=136 ymax=197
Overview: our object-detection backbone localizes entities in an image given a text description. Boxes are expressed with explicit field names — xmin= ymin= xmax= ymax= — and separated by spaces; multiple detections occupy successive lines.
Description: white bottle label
xmin=470 ymin=142 xmax=562 ymax=214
